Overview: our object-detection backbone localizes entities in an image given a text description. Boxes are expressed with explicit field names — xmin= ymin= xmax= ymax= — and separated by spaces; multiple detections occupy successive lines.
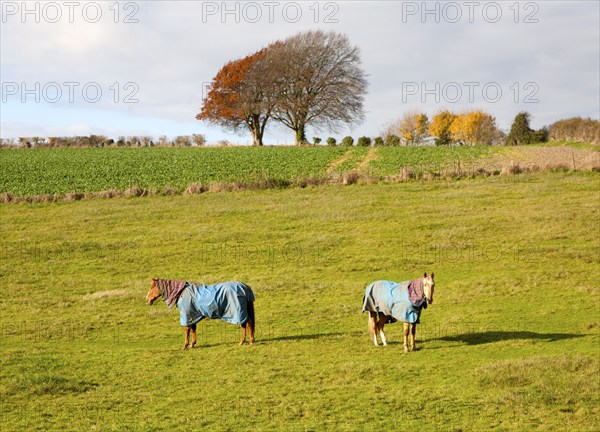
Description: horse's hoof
xmin=403 ymin=347 xmax=409 ymax=353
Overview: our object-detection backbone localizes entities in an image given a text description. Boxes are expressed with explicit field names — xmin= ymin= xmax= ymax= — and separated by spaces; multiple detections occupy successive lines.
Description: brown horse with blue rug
xmin=146 ymin=278 xmax=255 ymax=349
xmin=362 ymin=273 xmax=435 ymax=352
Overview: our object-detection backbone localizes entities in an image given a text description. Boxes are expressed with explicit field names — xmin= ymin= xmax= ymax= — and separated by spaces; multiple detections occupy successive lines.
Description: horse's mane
xmin=155 ymin=278 xmax=187 ymax=308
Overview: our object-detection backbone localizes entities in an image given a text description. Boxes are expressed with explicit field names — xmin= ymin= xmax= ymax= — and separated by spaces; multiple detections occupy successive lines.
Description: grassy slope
xmin=0 ymin=172 xmax=598 ymax=431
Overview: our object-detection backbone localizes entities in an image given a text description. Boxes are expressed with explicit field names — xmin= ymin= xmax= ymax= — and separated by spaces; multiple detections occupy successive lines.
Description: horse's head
xmin=423 ymin=272 xmax=435 ymax=304
xmin=146 ymin=278 xmax=161 ymax=305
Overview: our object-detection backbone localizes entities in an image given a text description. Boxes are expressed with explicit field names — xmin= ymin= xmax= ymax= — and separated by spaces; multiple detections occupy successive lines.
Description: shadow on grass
xmin=438 ymin=331 xmax=586 ymax=346
xmin=262 ymin=331 xmax=363 ymax=343
xmin=185 ymin=331 xmax=363 ymax=348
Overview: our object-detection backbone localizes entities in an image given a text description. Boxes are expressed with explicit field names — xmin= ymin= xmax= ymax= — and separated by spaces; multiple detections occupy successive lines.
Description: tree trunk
xmin=295 ymin=125 xmax=306 ymax=145
xmin=248 ymin=117 xmax=264 ymax=146
xmin=251 ymin=128 xmax=263 ymax=146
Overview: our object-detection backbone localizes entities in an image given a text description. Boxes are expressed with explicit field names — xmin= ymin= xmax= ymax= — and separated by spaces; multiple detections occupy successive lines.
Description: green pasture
xmin=0 ymin=171 xmax=598 ymax=431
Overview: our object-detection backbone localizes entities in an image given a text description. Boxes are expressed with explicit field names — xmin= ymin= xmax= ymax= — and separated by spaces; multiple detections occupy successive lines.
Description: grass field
xmin=1 ymin=170 xmax=598 ymax=431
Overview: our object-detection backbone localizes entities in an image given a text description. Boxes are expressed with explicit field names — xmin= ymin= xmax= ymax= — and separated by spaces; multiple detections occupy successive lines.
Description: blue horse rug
xmin=154 ymin=279 xmax=254 ymax=327
xmin=362 ymin=279 xmax=427 ymax=324
xmin=174 ymin=281 xmax=255 ymax=327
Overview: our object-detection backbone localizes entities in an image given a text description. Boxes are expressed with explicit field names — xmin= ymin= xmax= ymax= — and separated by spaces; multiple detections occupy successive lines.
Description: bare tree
xmin=267 ymin=31 xmax=368 ymax=145
xmin=191 ymin=134 xmax=206 ymax=147
xmin=173 ymin=135 xmax=192 ymax=147
xmin=157 ymin=135 xmax=170 ymax=147
xmin=139 ymin=136 xmax=153 ymax=147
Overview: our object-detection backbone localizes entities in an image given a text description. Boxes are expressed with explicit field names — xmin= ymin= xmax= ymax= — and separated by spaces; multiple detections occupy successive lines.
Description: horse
xmin=362 ymin=273 xmax=435 ymax=352
xmin=146 ymin=278 xmax=255 ymax=349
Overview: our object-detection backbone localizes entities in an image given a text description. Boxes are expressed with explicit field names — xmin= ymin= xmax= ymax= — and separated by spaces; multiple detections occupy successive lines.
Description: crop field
xmin=0 ymin=147 xmax=352 ymax=196
xmin=1 ymin=162 xmax=598 ymax=430
xmin=0 ymin=146 xmax=506 ymax=197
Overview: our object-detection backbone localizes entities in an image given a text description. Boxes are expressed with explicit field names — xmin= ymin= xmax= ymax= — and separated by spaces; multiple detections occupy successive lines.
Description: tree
xmin=267 ymin=31 xmax=368 ymax=145
xmin=548 ymin=117 xmax=599 ymax=144
xmin=385 ymin=134 xmax=401 ymax=146
xmin=18 ymin=137 xmax=32 ymax=148
xmin=357 ymin=136 xmax=372 ymax=147
xmin=429 ymin=110 xmax=456 ymax=146
xmin=128 ymin=136 xmax=141 ymax=147
xmin=197 ymin=49 xmax=274 ymax=146
xmin=140 ymin=136 xmax=153 ymax=147
xmin=192 ymin=134 xmax=206 ymax=147
xmin=157 ymin=135 xmax=170 ymax=147
xmin=450 ymin=111 xmax=499 ymax=145
xmin=531 ymin=127 xmax=549 ymax=144
xmin=397 ymin=112 xmax=428 ymax=146
xmin=383 ymin=112 xmax=428 ymax=146
xmin=341 ymin=136 xmax=354 ymax=146
xmin=0 ymin=138 xmax=16 ymax=147
xmin=506 ymin=112 xmax=535 ymax=145
xmin=173 ymin=136 xmax=192 ymax=146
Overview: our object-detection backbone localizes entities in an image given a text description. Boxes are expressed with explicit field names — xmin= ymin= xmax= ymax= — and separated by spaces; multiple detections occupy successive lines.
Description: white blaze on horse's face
xmin=423 ymin=272 xmax=435 ymax=304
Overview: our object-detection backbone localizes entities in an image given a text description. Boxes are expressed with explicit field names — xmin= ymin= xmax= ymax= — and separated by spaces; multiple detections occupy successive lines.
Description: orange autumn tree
xmin=196 ymin=49 xmax=275 ymax=146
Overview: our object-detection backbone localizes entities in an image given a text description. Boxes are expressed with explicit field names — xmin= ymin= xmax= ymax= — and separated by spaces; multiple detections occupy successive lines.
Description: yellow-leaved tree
xmin=450 ymin=110 xmax=498 ymax=145
xmin=398 ymin=112 xmax=429 ymax=146
xmin=428 ymin=110 xmax=457 ymax=146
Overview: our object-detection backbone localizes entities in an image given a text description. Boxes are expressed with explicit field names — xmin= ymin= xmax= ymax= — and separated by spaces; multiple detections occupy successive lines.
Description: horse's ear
xmin=431 ymin=272 xmax=434 ymax=279
xmin=424 ymin=272 xmax=428 ymax=278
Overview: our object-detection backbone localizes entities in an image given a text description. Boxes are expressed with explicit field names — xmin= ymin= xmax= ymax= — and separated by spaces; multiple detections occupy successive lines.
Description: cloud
xmin=1 ymin=1 xmax=598 ymax=141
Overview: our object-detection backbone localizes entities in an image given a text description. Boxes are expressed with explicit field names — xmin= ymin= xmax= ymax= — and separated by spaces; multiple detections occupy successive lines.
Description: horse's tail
xmin=368 ymin=311 xmax=377 ymax=340
xmin=247 ymin=300 xmax=255 ymax=335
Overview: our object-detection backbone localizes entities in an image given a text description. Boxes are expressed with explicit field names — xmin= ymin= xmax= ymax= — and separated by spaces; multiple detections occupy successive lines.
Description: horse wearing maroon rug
xmin=362 ymin=273 xmax=435 ymax=352
xmin=146 ymin=278 xmax=255 ymax=349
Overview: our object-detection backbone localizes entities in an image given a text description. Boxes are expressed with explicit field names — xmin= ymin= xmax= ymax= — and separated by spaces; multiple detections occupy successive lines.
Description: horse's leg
xmin=369 ymin=312 xmax=378 ymax=346
xmin=183 ymin=326 xmax=191 ymax=350
xmin=403 ymin=323 xmax=410 ymax=353
xmin=378 ymin=313 xmax=389 ymax=346
xmin=190 ymin=324 xmax=197 ymax=348
xmin=410 ymin=324 xmax=416 ymax=352
xmin=247 ymin=301 xmax=255 ymax=346
xmin=248 ymin=320 xmax=255 ymax=346
xmin=239 ymin=322 xmax=247 ymax=346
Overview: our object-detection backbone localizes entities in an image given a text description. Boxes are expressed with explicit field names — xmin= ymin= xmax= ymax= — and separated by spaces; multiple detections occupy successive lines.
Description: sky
xmin=1 ymin=0 xmax=599 ymax=144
